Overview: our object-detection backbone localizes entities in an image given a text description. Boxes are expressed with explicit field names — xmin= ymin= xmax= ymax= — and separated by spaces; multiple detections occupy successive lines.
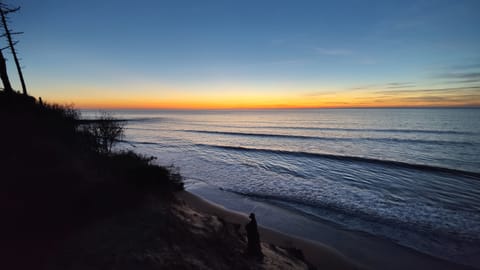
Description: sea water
xmin=83 ymin=108 xmax=480 ymax=267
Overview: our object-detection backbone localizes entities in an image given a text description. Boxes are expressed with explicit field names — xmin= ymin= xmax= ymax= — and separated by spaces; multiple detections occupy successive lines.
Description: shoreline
xmin=179 ymin=186 xmax=477 ymax=270
xmin=177 ymin=190 xmax=360 ymax=270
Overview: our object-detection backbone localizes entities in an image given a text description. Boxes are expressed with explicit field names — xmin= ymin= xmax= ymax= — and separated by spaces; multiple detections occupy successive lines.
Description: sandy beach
xmin=178 ymin=189 xmax=477 ymax=270
xmin=178 ymin=190 xmax=362 ymax=270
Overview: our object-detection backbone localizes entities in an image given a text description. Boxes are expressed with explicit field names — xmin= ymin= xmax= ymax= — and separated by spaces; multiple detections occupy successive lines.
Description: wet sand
xmin=178 ymin=190 xmax=362 ymax=270
xmin=178 ymin=188 xmax=476 ymax=270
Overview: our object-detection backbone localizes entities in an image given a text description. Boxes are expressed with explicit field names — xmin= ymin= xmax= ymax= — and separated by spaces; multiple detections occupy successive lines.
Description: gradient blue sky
xmin=7 ymin=0 xmax=480 ymax=108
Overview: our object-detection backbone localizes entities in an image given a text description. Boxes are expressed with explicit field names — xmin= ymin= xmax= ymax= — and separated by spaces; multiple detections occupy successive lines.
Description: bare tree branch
xmin=0 ymin=3 xmax=27 ymax=95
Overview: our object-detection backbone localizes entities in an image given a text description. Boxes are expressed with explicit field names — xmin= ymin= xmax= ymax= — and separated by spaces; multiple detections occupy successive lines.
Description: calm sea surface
xmin=84 ymin=108 xmax=480 ymax=266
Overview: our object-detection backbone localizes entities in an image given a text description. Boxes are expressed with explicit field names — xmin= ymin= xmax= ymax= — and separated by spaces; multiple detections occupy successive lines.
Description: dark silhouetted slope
xmin=0 ymin=92 xmax=183 ymax=269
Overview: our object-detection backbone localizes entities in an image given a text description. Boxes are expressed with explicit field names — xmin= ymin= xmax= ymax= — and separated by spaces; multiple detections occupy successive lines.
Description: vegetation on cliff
xmin=0 ymin=92 xmax=183 ymax=269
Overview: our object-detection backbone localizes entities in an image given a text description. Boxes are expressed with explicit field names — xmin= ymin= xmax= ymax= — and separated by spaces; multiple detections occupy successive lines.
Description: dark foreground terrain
xmin=0 ymin=92 xmax=312 ymax=270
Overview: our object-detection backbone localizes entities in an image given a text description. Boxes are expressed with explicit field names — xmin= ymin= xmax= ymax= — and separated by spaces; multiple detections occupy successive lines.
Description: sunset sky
xmin=8 ymin=0 xmax=480 ymax=109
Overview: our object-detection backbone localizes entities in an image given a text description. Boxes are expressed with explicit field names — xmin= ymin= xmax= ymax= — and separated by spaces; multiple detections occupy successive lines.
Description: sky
xmin=5 ymin=0 xmax=480 ymax=109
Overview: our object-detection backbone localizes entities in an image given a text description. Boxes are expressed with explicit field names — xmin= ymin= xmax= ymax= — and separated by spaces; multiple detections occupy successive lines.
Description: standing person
xmin=245 ymin=213 xmax=263 ymax=257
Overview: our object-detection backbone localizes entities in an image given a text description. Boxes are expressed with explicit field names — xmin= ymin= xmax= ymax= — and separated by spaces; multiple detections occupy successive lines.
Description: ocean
xmin=83 ymin=108 xmax=480 ymax=268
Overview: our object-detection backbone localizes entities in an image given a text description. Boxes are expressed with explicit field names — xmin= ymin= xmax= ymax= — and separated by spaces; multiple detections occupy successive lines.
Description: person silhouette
xmin=245 ymin=213 xmax=263 ymax=257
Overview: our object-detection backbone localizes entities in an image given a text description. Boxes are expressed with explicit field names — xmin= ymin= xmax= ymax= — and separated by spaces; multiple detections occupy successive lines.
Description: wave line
xmin=195 ymin=144 xmax=480 ymax=178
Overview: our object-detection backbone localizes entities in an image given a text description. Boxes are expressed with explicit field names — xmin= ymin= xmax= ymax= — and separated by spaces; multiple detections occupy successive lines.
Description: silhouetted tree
xmin=0 ymin=48 xmax=12 ymax=92
xmin=87 ymin=112 xmax=125 ymax=154
xmin=0 ymin=2 xmax=27 ymax=95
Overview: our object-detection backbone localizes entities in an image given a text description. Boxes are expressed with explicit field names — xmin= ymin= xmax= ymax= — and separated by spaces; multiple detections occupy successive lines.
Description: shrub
xmin=86 ymin=111 xmax=125 ymax=154
xmin=104 ymin=151 xmax=185 ymax=193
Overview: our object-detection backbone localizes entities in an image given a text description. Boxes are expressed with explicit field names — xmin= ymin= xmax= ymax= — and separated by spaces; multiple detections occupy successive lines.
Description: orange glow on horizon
xmin=36 ymin=84 xmax=480 ymax=110
xmin=50 ymin=95 xmax=479 ymax=110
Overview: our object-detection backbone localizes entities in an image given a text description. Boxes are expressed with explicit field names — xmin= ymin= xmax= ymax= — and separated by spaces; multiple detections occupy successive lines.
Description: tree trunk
xmin=0 ymin=49 xmax=13 ymax=93
xmin=0 ymin=7 xmax=26 ymax=95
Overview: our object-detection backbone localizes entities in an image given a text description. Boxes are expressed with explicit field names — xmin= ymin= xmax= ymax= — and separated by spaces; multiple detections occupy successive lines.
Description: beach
xmin=180 ymin=186 xmax=477 ymax=270
xmin=177 ymin=190 xmax=359 ymax=269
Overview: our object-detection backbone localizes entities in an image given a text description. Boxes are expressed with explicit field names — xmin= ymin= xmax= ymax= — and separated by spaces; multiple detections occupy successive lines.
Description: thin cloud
xmin=433 ymin=63 xmax=480 ymax=83
xmin=448 ymin=63 xmax=480 ymax=70
xmin=349 ymin=85 xmax=375 ymax=90
xmin=303 ymin=90 xmax=342 ymax=97
xmin=374 ymin=86 xmax=480 ymax=95
xmin=399 ymin=96 xmax=454 ymax=102
xmin=349 ymin=82 xmax=416 ymax=90
xmin=384 ymin=82 xmax=416 ymax=89
xmin=438 ymin=72 xmax=480 ymax=80
xmin=397 ymin=94 xmax=480 ymax=103
xmin=444 ymin=79 xmax=480 ymax=84
xmin=371 ymin=94 xmax=480 ymax=106
xmin=341 ymin=63 xmax=480 ymax=106
xmin=370 ymin=85 xmax=480 ymax=106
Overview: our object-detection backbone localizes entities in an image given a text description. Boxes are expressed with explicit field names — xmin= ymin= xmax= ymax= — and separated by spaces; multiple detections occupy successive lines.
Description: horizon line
xmin=77 ymin=105 xmax=480 ymax=111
